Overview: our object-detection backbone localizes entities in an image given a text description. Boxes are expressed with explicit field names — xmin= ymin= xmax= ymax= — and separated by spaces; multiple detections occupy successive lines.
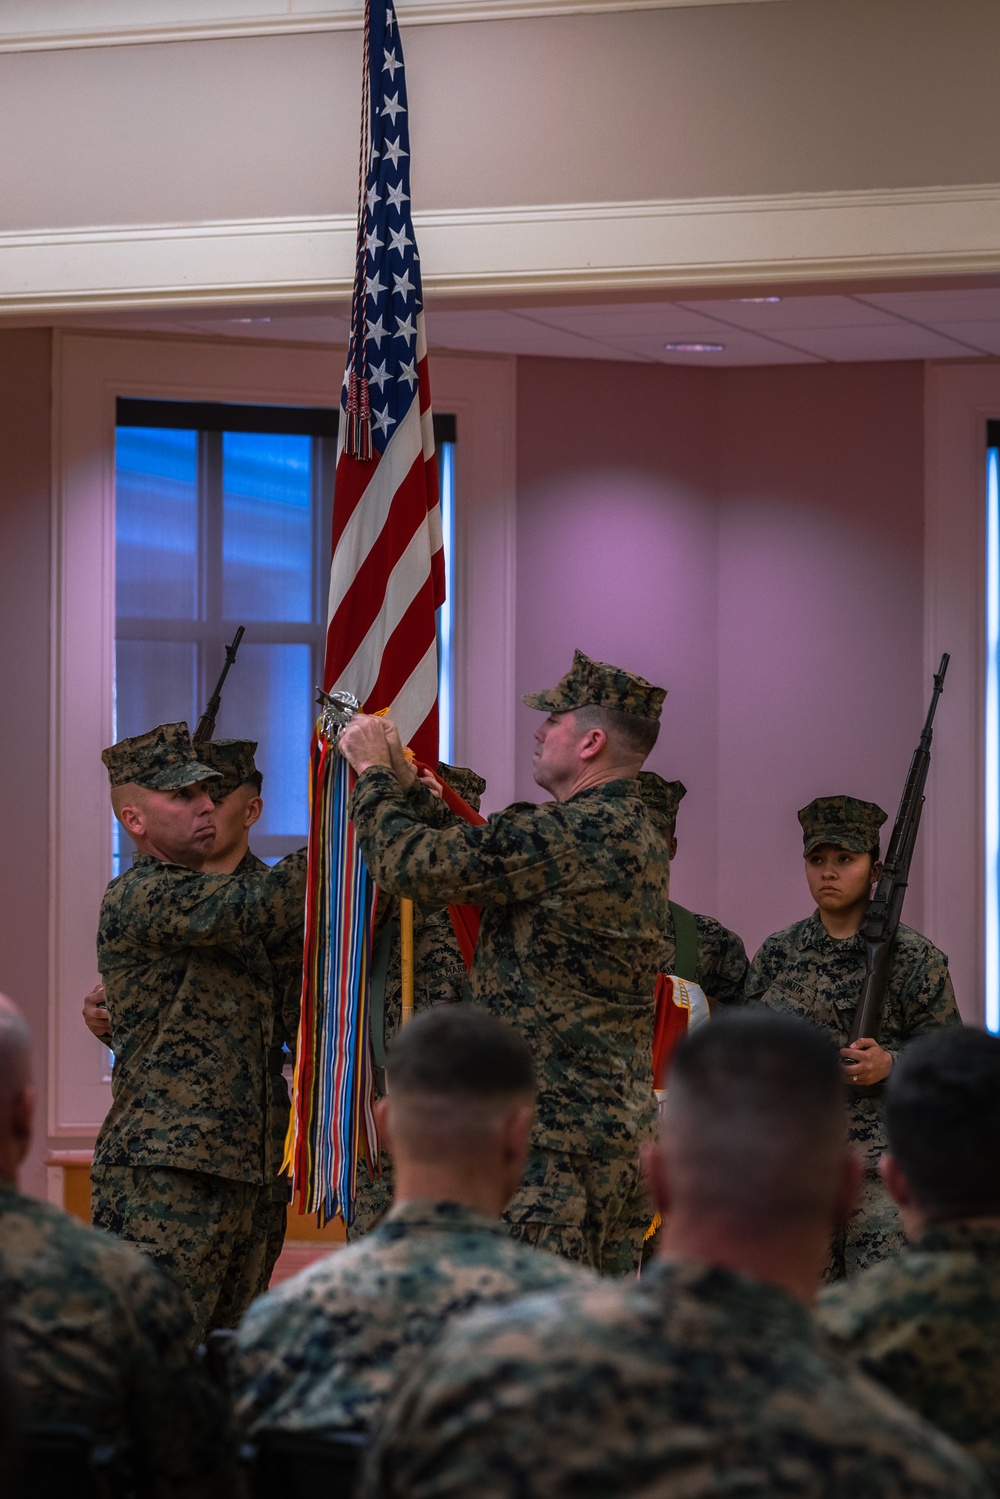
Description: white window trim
xmin=924 ymin=361 xmax=1000 ymax=1027
xmin=49 ymin=330 xmax=515 ymax=1136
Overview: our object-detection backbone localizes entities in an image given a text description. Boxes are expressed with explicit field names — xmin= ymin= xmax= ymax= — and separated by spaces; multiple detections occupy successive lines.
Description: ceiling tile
xmin=679 ymin=296 xmax=902 ymax=331
xmin=857 ymin=288 xmax=1000 ymax=323
xmin=521 ymin=303 xmax=734 ymax=338
xmin=770 ymin=324 xmax=983 ymax=361
xmin=605 ymin=329 xmax=822 ymax=366
xmin=928 ymin=320 xmax=1000 ymax=356
xmin=427 ymin=311 xmax=647 ymax=361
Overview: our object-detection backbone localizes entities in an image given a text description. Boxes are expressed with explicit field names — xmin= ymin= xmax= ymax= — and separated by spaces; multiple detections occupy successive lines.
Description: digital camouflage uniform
xmin=92 ymin=722 xmax=307 ymax=1340
xmin=0 ymin=1181 xmax=238 ymax=1496
xmin=361 ymin=1255 xmax=991 ymax=1499
xmin=348 ymin=763 xmax=484 ymax=1241
xmin=197 ymin=738 xmax=302 ymax=1288
xmin=635 ymin=775 xmax=748 ymax=1005
xmin=746 ymin=797 xmax=961 ymax=1280
xmin=351 ymin=653 xmax=670 ymax=1273
xmin=818 ymin=1221 xmax=1000 ymax=1487
xmin=230 ymin=1199 xmax=591 ymax=1435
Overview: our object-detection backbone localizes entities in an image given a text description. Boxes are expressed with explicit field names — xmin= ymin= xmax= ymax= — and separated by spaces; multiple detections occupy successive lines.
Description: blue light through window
xmin=987 ymin=445 xmax=999 ymax=1033
xmin=113 ymin=404 xmax=456 ymax=874
xmin=437 ymin=440 xmax=456 ymax=765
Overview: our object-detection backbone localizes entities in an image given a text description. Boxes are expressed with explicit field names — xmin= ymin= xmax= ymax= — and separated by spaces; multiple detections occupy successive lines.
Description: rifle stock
xmin=848 ymin=653 xmax=949 ymax=1045
xmin=192 ymin=626 xmax=245 ymax=745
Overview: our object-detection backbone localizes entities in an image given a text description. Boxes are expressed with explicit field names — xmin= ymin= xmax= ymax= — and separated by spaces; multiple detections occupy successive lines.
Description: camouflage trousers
xmin=824 ymin=1162 xmax=904 ymax=1282
xmin=91 ymin=1164 xmax=269 ymax=1343
xmin=262 ymin=1176 xmax=291 ymax=1288
xmin=345 ymin=1149 xmax=394 ymax=1243
xmin=503 ymin=1145 xmax=646 ymax=1275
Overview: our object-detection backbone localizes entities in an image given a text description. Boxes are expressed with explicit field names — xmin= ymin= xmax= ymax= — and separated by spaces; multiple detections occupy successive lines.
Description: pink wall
xmin=0 ymin=330 xmax=54 ymax=1198
xmin=715 ymin=363 xmax=927 ymax=957
xmin=516 ymin=356 xmax=931 ymax=970
xmin=515 ymin=359 xmax=722 ymax=917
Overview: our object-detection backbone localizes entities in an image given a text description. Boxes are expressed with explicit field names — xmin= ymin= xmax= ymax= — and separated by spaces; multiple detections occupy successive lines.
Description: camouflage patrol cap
xmin=436 ymin=761 xmax=487 ymax=812
xmin=196 ymin=739 xmax=260 ymax=801
xmin=798 ymin=795 xmax=888 ymax=856
xmin=101 ymin=722 xmax=220 ymax=792
xmin=522 ymin=649 xmax=666 ymax=720
xmin=636 ymin=772 xmax=687 ymax=833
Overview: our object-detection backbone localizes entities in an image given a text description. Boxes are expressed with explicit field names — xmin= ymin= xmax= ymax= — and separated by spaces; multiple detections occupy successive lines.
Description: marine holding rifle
xmin=745 ymin=793 xmax=961 ymax=1279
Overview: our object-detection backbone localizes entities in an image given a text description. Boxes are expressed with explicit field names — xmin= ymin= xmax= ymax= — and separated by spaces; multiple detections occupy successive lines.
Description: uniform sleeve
xmin=104 ymin=849 xmax=306 ymax=954
xmin=890 ymin=943 xmax=962 ymax=1056
xmin=693 ymin=916 xmax=749 ymax=1007
xmin=120 ymin=1258 xmax=241 ymax=1497
xmin=743 ymin=939 xmax=782 ymax=1005
xmin=350 ymin=767 xmax=572 ymax=909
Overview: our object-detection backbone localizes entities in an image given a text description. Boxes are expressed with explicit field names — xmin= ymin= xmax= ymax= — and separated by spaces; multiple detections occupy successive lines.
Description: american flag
xmin=324 ymin=0 xmax=444 ymax=764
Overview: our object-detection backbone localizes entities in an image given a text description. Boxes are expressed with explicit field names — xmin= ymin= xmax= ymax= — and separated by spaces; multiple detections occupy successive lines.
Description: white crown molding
xmin=3 ymin=181 xmax=1000 ymax=314
xmin=0 ymin=0 xmax=786 ymax=50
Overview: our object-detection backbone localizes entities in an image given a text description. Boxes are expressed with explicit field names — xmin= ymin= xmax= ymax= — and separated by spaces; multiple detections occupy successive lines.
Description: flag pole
xmin=400 ymin=898 xmax=415 ymax=1024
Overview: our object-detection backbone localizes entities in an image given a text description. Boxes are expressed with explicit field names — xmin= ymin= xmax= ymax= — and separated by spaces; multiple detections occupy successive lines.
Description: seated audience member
xmin=360 ymin=1012 xmax=990 ymax=1499
xmin=229 ymin=1004 xmax=592 ymax=1435
xmin=819 ymin=1027 xmax=1000 ymax=1486
xmin=0 ymin=994 xmax=237 ymax=1498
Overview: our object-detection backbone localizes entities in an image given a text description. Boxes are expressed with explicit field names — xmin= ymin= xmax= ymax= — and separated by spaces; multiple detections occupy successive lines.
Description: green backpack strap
xmin=669 ymin=900 xmax=699 ymax=983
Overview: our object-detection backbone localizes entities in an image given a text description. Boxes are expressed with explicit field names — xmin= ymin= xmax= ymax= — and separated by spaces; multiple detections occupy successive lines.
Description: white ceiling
xmin=76 ymin=285 xmax=1000 ymax=367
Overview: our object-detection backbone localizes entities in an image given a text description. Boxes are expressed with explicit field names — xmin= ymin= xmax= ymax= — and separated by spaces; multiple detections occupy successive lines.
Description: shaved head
xmin=379 ymin=1005 xmax=536 ymax=1216
xmin=660 ymin=1011 xmax=847 ymax=1227
xmin=111 ymin=782 xmax=149 ymax=821
xmin=0 ymin=994 xmax=34 ymax=1185
xmin=0 ymin=995 xmax=31 ymax=1104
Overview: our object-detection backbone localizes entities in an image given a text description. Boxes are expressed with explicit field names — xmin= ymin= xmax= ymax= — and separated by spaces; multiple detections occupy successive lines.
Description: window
xmin=987 ymin=427 xmax=1000 ymax=1032
xmin=114 ymin=399 xmax=455 ymax=871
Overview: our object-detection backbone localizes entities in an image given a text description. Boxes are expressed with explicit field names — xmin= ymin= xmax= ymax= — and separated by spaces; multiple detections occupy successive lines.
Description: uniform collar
xmin=564 ymin=778 xmax=640 ymax=806
xmin=796 ymin=910 xmax=864 ymax=955
xmin=916 ymin=1219 xmax=1000 ymax=1256
xmin=380 ymin=1198 xmax=510 ymax=1237
xmin=639 ymin=1255 xmax=817 ymax=1345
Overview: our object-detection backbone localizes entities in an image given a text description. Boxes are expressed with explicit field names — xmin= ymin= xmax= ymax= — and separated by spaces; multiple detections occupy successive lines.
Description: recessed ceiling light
xmin=228 ymin=316 xmax=273 ymax=324
xmin=731 ymin=296 xmax=782 ymax=304
xmin=664 ymin=341 xmax=725 ymax=353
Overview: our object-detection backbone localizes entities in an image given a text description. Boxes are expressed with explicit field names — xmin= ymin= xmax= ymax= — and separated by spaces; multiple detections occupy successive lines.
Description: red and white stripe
xmin=324 ymin=312 xmax=444 ymax=763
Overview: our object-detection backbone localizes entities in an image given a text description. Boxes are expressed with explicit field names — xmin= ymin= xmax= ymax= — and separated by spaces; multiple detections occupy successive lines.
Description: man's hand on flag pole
xmin=383 ymin=719 xmax=419 ymax=792
xmin=338 ymin=714 xmax=393 ymax=776
xmin=338 ymin=713 xmax=420 ymax=794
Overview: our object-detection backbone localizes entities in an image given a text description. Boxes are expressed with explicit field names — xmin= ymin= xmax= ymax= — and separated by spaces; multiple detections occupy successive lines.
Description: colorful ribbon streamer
xmin=286 ymin=729 xmax=379 ymax=1225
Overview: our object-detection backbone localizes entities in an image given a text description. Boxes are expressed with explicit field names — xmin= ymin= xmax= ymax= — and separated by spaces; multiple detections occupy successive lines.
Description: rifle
xmin=847 ymin=653 xmax=950 ymax=1046
xmin=192 ymin=627 xmax=245 ymax=745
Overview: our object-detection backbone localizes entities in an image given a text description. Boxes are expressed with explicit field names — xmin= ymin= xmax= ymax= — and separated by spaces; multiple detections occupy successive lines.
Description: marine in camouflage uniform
xmin=819 ymin=1221 xmax=1000 ymax=1488
xmin=91 ymin=724 xmax=307 ymax=1340
xmin=636 ymin=772 xmax=748 ymax=1005
xmin=818 ymin=1027 xmax=1000 ymax=1487
xmin=745 ymin=796 xmax=961 ymax=1280
xmin=348 ymin=762 xmax=485 ymax=1241
xmin=230 ymin=1199 xmax=591 ymax=1435
xmin=196 ymin=737 xmax=304 ymax=1291
xmin=360 ymin=1255 xmax=989 ymax=1499
xmin=0 ymin=1179 xmax=238 ymax=1496
xmin=349 ymin=652 xmax=670 ymax=1273
xmin=631 ymin=774 xmax=750 ymax=1258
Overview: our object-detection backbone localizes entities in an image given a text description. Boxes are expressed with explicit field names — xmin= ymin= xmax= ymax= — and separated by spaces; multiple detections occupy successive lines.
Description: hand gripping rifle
xmin=848 ymin=653 xmax=950 ymax=1046
xmin=192 ymin=626 xmax=245 ymax=745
